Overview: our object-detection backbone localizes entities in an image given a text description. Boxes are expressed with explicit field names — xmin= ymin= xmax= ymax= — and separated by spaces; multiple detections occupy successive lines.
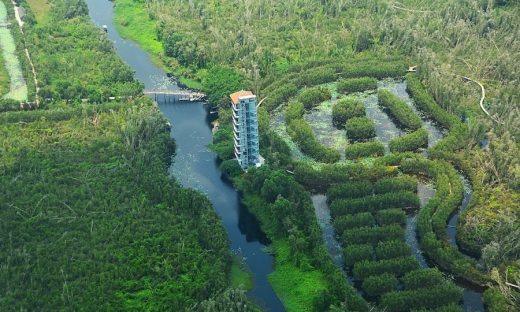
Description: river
xmin=85 ymin=0 xmax=284 ymax=310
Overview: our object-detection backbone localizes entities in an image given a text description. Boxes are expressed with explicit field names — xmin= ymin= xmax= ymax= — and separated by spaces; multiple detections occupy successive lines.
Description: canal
xmin=85 ymin=0 xmax=284 ymax=310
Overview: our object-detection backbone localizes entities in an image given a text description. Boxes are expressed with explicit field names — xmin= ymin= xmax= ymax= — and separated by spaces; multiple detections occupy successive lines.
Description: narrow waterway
xmin=85 ymin=0 xmax=284 ymax=310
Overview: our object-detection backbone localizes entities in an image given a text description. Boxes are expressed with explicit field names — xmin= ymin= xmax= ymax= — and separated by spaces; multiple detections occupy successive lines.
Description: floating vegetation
xmin=0 ymin=2 xmax=27 ymax=101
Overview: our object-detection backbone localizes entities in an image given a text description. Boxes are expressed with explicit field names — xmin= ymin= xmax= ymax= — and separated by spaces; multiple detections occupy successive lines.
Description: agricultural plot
xmin=0 ymin=1 xmax=27 ymax=101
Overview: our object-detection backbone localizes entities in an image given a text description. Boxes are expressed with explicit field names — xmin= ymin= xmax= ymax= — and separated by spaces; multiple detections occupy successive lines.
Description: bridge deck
xmin=144 ymin=90 xmax=206 ymax=102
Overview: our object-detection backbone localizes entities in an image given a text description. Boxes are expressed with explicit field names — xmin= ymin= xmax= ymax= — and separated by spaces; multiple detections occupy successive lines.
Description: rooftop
xmin=230 ymin=90 xmax=254 ymax=105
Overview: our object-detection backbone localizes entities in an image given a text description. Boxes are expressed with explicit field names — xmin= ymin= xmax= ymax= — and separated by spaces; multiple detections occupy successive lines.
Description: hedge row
xmin=346 ymin=117 xmax=376 ymax=142
xmin=294 ymin=162 xmax=398 ymax=192
xmin=344 ymin=244 xmax=374 ymax=268
xmin=330 ymin=191 xmax=419 ymax=216
xmin=389 ymin=128 xmax=428 ymax=153
xmin=342 ymin=224 xmax=404 ymax=246
xmin=353 ymin=256 xmax=420 ymax=280
xmin=263 ymin=82 xmax=298 ymax=112
xmin=402 ymin=268 xmax=445 ymax=290
xmin=379 ymin=283 xmax=463 ymax=312
xmin=345 ymin=142 xmax=385 ymax=160
xmin=287 ymin=118 xmax=341 ymax=163
xmin=375 ymin=208 xmax=407 ymax=226
xmin=337 ymin=77 xmax=378 ymax=94
xmin=297 ymin=87 xmax=331 ymax=110
xmin=400 ymin=159 xmax=489 ymax=286
xmin=374 ymin=175 xmax=418 ymax=194
xmin=332 ymin=98 xmax=365 ymax=128
xmin=284 ymin=100 xmax=305 ymax=123
xmin=375 ymin=240 xmax=411 ymax=260
xmin=327 ymin=181 xmax=374 ymax=201
xmin=362 ymin=273 xmax=399 ymax=297
xmin=334 ymin=213 xmax=375 ymax=235
xmin=378 ymin=89 xmax=422 ymax=130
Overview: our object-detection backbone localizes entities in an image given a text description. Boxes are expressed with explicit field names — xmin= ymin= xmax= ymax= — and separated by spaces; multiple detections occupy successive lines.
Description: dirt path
xmin=463 ymin=76 xmax=500 ymax=124
xmin=11 ymin=0 xmax=39 ymax=106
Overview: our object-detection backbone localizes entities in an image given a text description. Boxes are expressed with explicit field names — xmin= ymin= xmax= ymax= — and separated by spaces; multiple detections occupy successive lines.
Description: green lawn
xmin=230 ymin=256 xmax=254 ymax=291
xmin=27 ymin=0 xmax=51 ymax=22
xmin=268 ymin=241 xmax=328 ymax=312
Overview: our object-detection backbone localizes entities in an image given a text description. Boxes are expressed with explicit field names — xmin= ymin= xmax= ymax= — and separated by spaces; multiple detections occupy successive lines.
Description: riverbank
xmin=112 ymin=0 xmax=202 ymax=90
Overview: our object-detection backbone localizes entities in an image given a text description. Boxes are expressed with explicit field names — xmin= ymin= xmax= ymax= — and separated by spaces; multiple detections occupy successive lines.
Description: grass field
xmin=26 ymin=0 xmax=51 ymax=22
xmin=268 ymin=241 xmax=328 ymax=312
xmin=230 ymin=256 xmax=254 ymax=291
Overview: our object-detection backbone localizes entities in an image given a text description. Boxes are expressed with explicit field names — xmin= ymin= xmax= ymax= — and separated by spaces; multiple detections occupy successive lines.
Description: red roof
xmin=230 ymin=90 xmax=254 ymax=105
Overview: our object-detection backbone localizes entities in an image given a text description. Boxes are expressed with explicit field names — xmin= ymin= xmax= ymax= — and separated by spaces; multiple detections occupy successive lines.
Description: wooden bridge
xmin=143 ymin=90 xmax=206 ymax=102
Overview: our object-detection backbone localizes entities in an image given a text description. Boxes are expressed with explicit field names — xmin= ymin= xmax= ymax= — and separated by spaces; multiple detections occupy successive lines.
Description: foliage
xmin=337 ymin=77 xmax=378 ymax=95
xmin=297 ymin=87 xmax=331 ymax=110
xmin=334 ymin=213 xmax=375 ymax=236
xmin=361 ymin=273 xmax=399 ymax=297
xmin=327 ymin=181 xmax=374 ymax=201
xmin=219 ymin=159 xmax=243 ymax=179
xmin=342 ymin=225 xmax=405 ymax=246
xmin=332 ymin=98 xmax=365 ymax=128
xmin=374 ymin=175 xmax=418 ymax=194
xmin=353 ymin=256 xmax=420 ymax=280
xmin=191 ymin=288 xmax=260 ymax=312
xmin=209 ymin=126 xmax=235 ymax=160
xmin=375 ymin=208 xmax=407 ymax=226
xmin=379 ymin=284 xmax=463 ymax=312
xmin=378 ymin=89 xmax=422 ymax=131
xmin=344 ymin=244 xmax=374 ymax=269
xmin=345 ymin=141 xmax=385 ymax=159
xmin=286 ymin=118 xmax=340 ymax=163
xmin=389 ymin=128 xmax=429 ymax=153
xmin=284 ymin=100 xmax=305 ymax=123
xmin=330 ymin=191 xmax=419 ymax=216
xmin=345 ymin=116 xmax=376 ymax=142
xmin=402 ymin=269 xmax=445 ymax=290
xmin=375 ymin=240 xmax=412 ymax=260
xmin=202 ymin=66 xmax=246 ymax=109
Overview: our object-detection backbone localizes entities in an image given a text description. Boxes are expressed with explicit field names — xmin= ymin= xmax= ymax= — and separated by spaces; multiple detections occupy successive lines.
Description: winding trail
xmin=462 ymin=76 xmax=499 ymax=124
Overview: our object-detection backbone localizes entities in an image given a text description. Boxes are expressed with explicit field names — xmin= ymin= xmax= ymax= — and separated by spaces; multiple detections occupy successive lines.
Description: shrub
xmin=0 ymin=99 xmax=21 ymax=112
xmin=379 ymin=283 xmax=463 ymax=312
xmin=334 ymin=213 xmax=375 ymax=235
xmin=374 ymin=175 xmax=418 ymax=194
xmin=375 ymin=240 xmax=411 ymax=260
xmin=342 ymin=225 xmax=404 ymax=246
xmin=338 ymin=61 xmax=406 ymax=79
xmin=295 ymin=67 xmax=337 ymax=87
xmin=344 ymin=244 xmax=374 ymax=268
xmin=263 ymin=83 xmax=298 ymax=112
xmin=298 ymin=87 xmax=332 ymax=110
xmin=332 ymin=98 xmax=365 ymax=128
xmin=330 ymin=191 xmax=419 ymax=216
xmin=402 ymin=268 xmax=445 ymax=290
xmin=346 ymin=117 xmax=376 ymax=142
xmin=378 ymin=89 xmax=422 ymax=130
xmin=412 ymin=303 xmax=464 ymax=312
xmin=353 ymin=256 xmax=419 ymax=280
xmin=375 ymin=209 xmax=407 ymax=226
xmin=361 ymin=273 xmax=399 ymax=297
xmin=345 ymin=142 xmax=385 ymax=160
xmin=287 ymin=119 xmax=341 ymax=163
xmin=285 ymin=100 xmax=304 ymax=123
xmin=327 ymin=181 xmax=373 ymax=201
xmin=389 ymin=128 xmax=428 ymax=153
xmin=337 ymin=77 xmax=378 ymax=94
xmin=483 ymin=288 xmax=515 ymax=312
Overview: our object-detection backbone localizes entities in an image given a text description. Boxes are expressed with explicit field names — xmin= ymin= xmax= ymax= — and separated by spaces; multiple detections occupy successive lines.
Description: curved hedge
xmin=284 ymin=100 xmax=305 ymax=123
xmin=297 ymin=86 xmax=331 ymax=110
xmin=337 ymin=77 xmax=378 ymax=94
xmin=346 ymin=117 xmax=376 ymax=142
xmin=374 ymin=175 xmax=418 ymax=194
xmin=287 ymin=118 xmax=340 ymax=163
xmin=332 ymin=98 xmax=365 ymax=128
xmin=389 ymin=128 xmax=428 ymax=153
xmin=378 ymin=89 xmax=422 ymax=130
xmin=345 ymin=142 xmax=385 ymax=160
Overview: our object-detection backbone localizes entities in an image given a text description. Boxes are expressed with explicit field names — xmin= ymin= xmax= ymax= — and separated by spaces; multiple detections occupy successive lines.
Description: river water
xmin=85 ymin=0 xmax=284 ymax=310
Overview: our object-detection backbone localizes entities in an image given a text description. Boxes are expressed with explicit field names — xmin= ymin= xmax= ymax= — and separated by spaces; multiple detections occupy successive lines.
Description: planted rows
xmin=326 ymin=173 xmax=463 ymax=311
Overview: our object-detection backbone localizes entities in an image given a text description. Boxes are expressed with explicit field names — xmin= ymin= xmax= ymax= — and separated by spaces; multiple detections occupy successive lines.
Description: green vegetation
xmin=27 ymin=0 xmax=51 ymax=22
xmin=378 ymin=89 xmax=422 ymax=131
xmin=345 ymin=116 xmax=376 ymax=142
xmin=0 ymin=1 xmax=238 ymax=310
xmin=345 ymin=141 xmax=385 ymax=160
xmin=389 ymin=128 xmax=429 ymax=153
xmin=230 ymin=257 xmax=254 ymax=291
xmin=337 ymin=77 xmax=378 ymax=95
xmin=287 ymin=118 xmax=340 ymax=163
xmin=332 ymin=98 xmax=365 ymax=129
xmin=297 ymin=86 xmax=331 ymax=110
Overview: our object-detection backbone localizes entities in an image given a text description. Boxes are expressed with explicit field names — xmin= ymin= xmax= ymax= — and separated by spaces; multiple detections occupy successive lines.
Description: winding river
xmin=85 ymin=0 xmax=284 ymax=310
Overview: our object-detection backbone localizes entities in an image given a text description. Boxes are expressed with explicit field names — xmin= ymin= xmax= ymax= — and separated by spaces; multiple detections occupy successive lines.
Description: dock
xmin=143 ymin=90 xmax=206 ymax=102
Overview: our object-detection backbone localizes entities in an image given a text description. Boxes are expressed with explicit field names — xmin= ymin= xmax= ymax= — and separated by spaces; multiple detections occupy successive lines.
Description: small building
xmin=230 ymin=90 xmax=260 ymax=170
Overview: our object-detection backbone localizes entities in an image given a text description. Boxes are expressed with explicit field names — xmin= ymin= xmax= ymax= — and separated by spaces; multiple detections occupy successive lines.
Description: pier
xmin=143 ymin=90 xmax=206 ymax=102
